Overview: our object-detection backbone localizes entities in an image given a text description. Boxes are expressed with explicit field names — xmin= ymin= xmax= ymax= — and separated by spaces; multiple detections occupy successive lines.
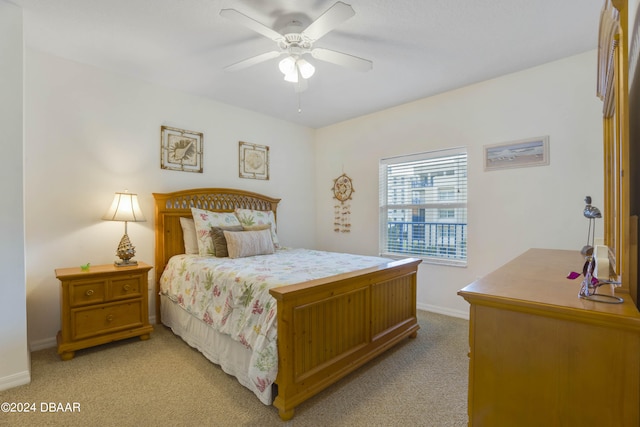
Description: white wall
xmin=0 ymin=0 xmax=30 ymax=391
xmin=315 ymin=51 xmax=604 ymax=318
xmin=24 ymin=50 xmax=316 ymax=348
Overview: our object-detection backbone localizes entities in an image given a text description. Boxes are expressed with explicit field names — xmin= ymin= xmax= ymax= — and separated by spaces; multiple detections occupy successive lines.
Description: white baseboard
xmin=29 ymin=337 xmax=57 ymax=352
xmin=0 ymin=370 xmax=30 ymax=392
xmin=417 ymin=303 xmax=469 ymax=320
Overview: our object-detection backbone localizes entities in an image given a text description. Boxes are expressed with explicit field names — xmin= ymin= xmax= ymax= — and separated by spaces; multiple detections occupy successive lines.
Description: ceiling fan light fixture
xmin=284 ymin=70 xmax=298 ymax=83
xmin=221 ymin=3 xmax=373 ymax=85
xmin=278 ymin=56 xmax=296 ymax=75
xmin=297 ymin=59 xmax=315 ymax=79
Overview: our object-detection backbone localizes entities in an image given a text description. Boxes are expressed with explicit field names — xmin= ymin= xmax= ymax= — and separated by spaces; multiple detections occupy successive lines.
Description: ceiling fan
xmin=220 ymin=1 xmax=373 ymax=92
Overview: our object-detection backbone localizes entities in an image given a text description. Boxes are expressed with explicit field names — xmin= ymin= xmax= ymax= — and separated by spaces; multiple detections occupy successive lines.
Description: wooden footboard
xmin=269 ymin=257 xmax=421 ymax=421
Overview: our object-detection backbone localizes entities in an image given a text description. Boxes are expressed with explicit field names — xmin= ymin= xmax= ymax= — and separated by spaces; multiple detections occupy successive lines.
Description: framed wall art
xmin=160 ymin=126 xmax=203 ymax=173
xmin=239 ymin=141 xmax=269 ymax=180
xmin=483 ymin=136 xmax=549 ymax=171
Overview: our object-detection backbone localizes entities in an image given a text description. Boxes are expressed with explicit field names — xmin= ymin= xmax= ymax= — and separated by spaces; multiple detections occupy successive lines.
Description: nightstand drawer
xmin=69 ymin=280 xmax=106 ymax=306
xmin=71 ymin=301 xmax=143 ymax=340
xmin=109 ymin=276 xmax=142 ymax=300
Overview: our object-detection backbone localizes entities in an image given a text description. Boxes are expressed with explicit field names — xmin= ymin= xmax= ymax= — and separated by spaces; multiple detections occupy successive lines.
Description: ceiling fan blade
xmin=220 ymin=8 xmax=284 ymax=42
xmin=302 ymin=1 xmax=355 ymax=41
xmin=224 ymin=51 xmax=282 ymax=71
xmin=311 ymin=48 xmax=372 ymax=72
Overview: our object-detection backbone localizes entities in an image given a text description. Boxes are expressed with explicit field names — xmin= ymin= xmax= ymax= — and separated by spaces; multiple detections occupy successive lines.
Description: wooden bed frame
xmin=153 ymin=188 xmax=421 ymax=420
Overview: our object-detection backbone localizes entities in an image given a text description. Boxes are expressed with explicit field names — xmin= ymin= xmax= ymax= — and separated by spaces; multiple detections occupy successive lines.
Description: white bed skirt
xmin=160 ymin=295 xmax=273 ymax=404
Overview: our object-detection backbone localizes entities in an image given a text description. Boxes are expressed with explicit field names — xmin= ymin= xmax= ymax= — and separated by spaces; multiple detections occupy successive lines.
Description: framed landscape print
xmin=484 ymin=136 xmax=549 ymax=171
xmin=239 ymin=141 xmax=269 ymax=180
xmin=160 ymin=126 xmax=203 ymax=173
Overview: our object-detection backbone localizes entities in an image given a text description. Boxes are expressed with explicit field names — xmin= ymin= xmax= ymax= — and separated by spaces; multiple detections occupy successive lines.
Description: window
xmin=438 ymin=209 xmax=455 ymax=219
xmin=379 ymin=147 xmax=467 ymax=265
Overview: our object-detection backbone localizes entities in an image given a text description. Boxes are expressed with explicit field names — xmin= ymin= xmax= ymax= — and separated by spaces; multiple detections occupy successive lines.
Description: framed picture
xmin=160 ymin=126 xmax=203 ymax=173
xmin=239 ymin=141 xmax=269 ymax=180
xmin=483 ymin=136 xmax=549 ymax=171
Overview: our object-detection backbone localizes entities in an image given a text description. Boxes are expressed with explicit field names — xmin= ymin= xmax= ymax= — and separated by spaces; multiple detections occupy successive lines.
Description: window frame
xmin=379 ymin=147 xmax=468 ymax=267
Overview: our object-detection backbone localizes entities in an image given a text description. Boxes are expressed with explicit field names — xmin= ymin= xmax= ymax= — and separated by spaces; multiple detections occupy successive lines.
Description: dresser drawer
xmin=69 ymin=279 xmax=106 ymax=307
xmin=71 ymin=300 xmax=143 ymax=340
xmin=109 ymin=276 xmax=142 ymax=300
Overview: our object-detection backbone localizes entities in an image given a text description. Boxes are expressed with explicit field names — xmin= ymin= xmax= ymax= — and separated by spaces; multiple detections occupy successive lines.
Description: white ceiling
xmin=14 ymin=0 xmax=604 ymax=128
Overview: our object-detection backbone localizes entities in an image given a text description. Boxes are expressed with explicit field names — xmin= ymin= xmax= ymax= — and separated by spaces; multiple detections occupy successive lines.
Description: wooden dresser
xmin=55 ymin=262 xmax=153 ymax=360
xmin=458 ymin=249 xmax=640 ymax=427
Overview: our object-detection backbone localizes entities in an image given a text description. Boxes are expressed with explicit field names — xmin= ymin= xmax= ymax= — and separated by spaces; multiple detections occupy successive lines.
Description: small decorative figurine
xmin=580 ymin=196 xmax=601 ymax=256
xmin=574 ymin=196 xmax=622 ymax=303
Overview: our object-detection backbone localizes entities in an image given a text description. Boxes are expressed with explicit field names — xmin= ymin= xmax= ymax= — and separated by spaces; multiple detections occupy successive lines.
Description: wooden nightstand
xmin=55 ymin=262 xmax=153 ymax=360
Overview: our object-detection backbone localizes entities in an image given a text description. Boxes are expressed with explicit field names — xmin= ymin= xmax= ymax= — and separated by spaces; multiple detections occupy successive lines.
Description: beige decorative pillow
xmin=191 ymin=208 xmax=242 ymax=256
xmin=242 ymin=223 xmax=271 ymax=231
xmin=235 ymin=208 xmax=280 ymax=248
xmin=223 ymin=229 xmax=275 ymax=259
xmin=210 ymin=225 xmax=244 ymax=257
xmin=179 ymin=217 xmax=199 ymax=255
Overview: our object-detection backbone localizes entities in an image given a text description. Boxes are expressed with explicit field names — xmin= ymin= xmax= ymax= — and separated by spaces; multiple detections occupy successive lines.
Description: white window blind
xmin=379 ymin=147 xmax=467 ymax=265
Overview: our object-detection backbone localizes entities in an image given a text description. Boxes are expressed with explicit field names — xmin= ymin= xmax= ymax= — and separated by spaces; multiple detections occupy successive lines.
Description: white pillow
xmin=191 ymin=207 xmax=242 ymax=256
xmin=223 ymin=229 xmax=275 ymax=259
xmin=179 ymin=217 xmax=199 ymax=255
xmin=234 ymin=208 xmax=280 ymax=248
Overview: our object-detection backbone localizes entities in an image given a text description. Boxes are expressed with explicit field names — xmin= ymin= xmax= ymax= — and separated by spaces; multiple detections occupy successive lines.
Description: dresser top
xmin=458 ymin=248 xmax=640 ymax=324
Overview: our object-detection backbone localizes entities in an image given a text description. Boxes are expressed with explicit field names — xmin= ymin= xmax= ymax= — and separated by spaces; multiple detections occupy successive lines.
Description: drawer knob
xmin=123 ymin=284 xmax=131 ymax=291
xmin=106 ymin=315 xmax=113 ymax=322
xmin=85 ymin=289 xmax=94 ymax=296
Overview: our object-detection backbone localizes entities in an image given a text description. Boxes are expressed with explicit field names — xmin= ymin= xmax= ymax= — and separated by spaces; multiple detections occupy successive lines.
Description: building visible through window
xmin=379 ymin=147 xmax=467 ymax=265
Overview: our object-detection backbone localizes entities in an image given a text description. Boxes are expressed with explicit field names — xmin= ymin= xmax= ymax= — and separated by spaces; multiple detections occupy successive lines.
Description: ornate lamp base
xmin=115 ymin=233 xmax=137 ymax=267
xmin=115 ymin=259 xmax=138 ymax=267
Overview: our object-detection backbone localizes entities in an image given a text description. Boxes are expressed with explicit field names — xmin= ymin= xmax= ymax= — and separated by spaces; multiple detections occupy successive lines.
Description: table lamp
xmin=103 ymin=191 xmax=146 ymax=266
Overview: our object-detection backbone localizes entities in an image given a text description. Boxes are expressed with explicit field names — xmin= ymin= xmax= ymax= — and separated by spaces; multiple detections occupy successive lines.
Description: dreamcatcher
xmin=332 ymin=173 xmax=354 ymax=233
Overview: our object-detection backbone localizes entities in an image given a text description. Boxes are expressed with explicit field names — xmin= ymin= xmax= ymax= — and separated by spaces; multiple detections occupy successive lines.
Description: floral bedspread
xmin=159 ymin=248 xmax=391 ymax=401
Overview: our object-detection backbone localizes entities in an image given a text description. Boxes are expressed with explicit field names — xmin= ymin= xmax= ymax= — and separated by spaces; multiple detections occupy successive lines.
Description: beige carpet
xmin=0 ymin=311 xmax=468 ymax=426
